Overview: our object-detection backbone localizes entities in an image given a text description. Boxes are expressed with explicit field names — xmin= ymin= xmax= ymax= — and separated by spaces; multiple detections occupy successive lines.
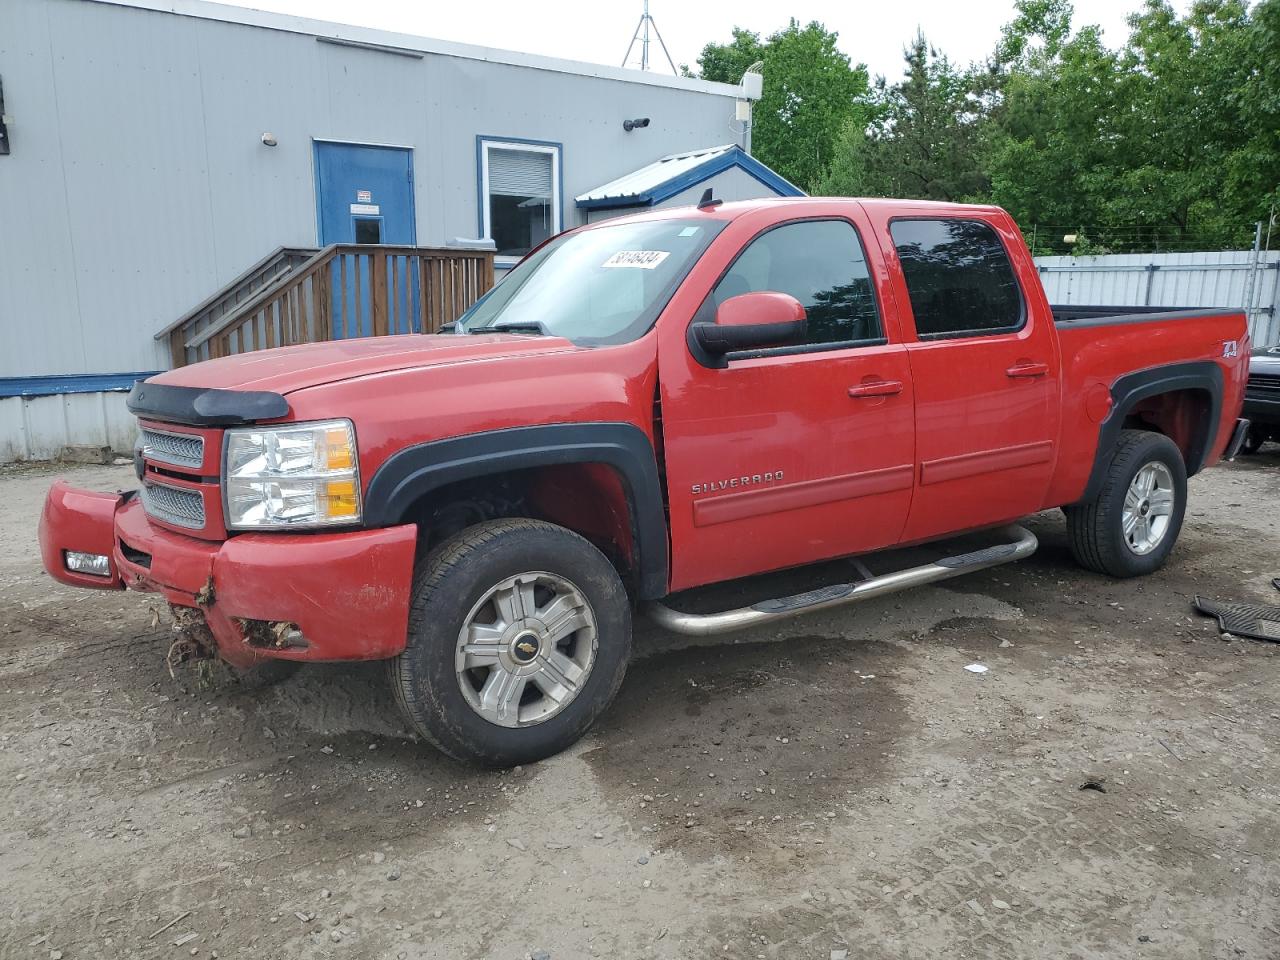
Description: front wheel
xmin=1065 ymin=429 xmax=1187 ymax=578
xmin=389 ymin=519 xmax=631 ymax=766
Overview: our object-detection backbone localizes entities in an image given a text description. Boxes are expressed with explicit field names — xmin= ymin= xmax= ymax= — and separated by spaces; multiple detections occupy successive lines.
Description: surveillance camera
xmin=622 ymin=117 xmax=651 ymax=132
xmin=261 ymin=132 xmax=278 ymax=147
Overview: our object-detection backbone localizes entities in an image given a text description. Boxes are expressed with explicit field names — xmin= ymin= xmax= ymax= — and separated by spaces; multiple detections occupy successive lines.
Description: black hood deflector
xmin=127 ymin=380 xmax=289 ymax=427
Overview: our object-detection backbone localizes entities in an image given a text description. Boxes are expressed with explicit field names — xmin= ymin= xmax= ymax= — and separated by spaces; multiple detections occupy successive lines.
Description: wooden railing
xmin=170 ymin=245 xmax=496 ymax=366
xmin=155 ymin=246 xmax=319 ymax=368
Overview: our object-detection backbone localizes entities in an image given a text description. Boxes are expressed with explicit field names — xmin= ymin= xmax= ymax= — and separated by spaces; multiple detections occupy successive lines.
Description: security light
xmin=261 ymin=132 xmax=278 ymax=147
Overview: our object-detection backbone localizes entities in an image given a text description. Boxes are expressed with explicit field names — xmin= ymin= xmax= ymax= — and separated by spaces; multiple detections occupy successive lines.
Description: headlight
xmin=223 ymin=419 xmax=361 ymax=529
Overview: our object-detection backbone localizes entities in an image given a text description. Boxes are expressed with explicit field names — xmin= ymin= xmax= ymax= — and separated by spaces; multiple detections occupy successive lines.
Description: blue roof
xmin=0 ymin=372 xmax=159 ymax=399
xmin=574 ymin=144 xmax=804 ymax=210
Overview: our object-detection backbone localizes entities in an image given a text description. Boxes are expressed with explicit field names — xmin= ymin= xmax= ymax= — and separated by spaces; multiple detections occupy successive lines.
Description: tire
xmin=1065 ymin=429 xmax=1188 ymax=578
xmin=1241 ymin=425 xmax=1267 ymax=455
xmin=388 ymin=518 xmax=631 ymax=766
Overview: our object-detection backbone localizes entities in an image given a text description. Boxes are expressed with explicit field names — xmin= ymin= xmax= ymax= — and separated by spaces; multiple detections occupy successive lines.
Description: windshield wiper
xmin=466 ymin=320 xmax=548 ymax=336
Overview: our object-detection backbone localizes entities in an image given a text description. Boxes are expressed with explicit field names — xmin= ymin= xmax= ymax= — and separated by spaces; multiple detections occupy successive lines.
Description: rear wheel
xmin=389 ymin=519 xmax=631 ymax=766
xmin=1065 ymin=429 xmax=1187 ymax=578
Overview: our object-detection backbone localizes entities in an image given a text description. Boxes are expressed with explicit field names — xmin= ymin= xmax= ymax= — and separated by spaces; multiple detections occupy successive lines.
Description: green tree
xmin=814 ymin=33 xmax=988 ymax=201
xmin=1114 ymin=0 xmax=1264 ymax=246
xmin=984 ymin=0 xmax=1274 ymax=252
xmin=1227 ymin=0 xmax=1280 ymax=225
xmin=981 ymin=3 xmax=1125 ymax=250
xmin=695 ymin=21 xmax=870 ymax=190
xmin=694 ymin=27 xmax=765 ymax=85
xmin=692 ymin=0 xmax=1280 ymax=252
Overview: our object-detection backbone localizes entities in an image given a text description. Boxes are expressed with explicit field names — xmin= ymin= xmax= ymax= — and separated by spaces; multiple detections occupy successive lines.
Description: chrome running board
xmin=646 ymin=524 xmax=1038 ymax=637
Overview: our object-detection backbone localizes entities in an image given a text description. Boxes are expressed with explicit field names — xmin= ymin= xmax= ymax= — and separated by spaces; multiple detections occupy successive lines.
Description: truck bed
xmin=1051 ymin=304 xmax=1231 ymax=327
xmin=1043 ymin=303 xmax=1249 ymax=508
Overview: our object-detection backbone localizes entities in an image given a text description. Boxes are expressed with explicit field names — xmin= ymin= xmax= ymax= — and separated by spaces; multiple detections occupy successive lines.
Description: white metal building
xmin=0 ymin=0 xmax=799 ymax=461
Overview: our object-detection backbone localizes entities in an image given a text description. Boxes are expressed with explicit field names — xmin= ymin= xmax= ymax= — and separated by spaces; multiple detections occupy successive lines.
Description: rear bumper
xmin=39 ymin=480 xmax=418 ymax=668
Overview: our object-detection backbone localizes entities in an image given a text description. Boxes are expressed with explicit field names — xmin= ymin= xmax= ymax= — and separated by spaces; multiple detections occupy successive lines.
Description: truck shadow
xmin=584 ymin=631 xmax=913 ymax=857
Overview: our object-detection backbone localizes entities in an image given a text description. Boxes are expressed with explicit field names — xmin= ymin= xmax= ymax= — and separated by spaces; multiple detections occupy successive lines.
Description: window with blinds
xmin=481 ymin=139 xmax=560 ymax=260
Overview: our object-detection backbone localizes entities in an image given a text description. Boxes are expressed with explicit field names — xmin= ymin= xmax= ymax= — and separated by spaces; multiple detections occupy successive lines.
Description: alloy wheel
xmin=454 ymin=571 xmax=598 ymax=727
xmin=1121 ymin=461 xmax=1176 ymax=555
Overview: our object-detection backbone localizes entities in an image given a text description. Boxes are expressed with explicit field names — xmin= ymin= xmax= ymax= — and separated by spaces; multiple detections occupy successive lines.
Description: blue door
xmin=314 ymin=141 xmax=418 ymax=338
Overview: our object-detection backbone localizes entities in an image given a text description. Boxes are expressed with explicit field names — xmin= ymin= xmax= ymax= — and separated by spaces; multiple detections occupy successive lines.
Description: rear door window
xmin=889 ymin=219 xmax=1023 ymax=339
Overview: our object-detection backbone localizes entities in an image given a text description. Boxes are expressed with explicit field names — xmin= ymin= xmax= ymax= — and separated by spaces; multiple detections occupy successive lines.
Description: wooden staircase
xmin=157 ymin=245 xmax=496 ymax=367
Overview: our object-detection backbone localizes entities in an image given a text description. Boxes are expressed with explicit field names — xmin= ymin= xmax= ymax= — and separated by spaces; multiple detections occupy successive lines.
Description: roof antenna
xmin=622 ymin=1 xmax=678 ymax=74
xmin=697 ymin=187 xmax=722 ymax=210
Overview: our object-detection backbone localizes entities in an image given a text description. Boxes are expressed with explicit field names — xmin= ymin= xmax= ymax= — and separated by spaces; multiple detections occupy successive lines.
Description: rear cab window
xmin=889 ymin=218 xmax=1024 ymax=340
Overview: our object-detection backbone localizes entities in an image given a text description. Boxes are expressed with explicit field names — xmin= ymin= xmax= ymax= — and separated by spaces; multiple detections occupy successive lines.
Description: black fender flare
xmin=362 ymin=422 xmax=669 ymax=600
xmin=1079 ymin=360 xmax=1222 ymax=503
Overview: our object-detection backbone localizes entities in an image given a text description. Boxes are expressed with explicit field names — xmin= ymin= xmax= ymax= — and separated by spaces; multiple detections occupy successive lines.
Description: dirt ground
xmin=2 ymin=452 xmax=1279 ymax=960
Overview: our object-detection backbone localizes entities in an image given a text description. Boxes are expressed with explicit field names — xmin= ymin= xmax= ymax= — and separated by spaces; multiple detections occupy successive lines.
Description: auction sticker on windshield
xmin=602 ymin=250 xmax=671 ymax=270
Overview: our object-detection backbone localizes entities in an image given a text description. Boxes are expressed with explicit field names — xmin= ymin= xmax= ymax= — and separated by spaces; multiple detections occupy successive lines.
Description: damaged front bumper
xmin=38 ymin=480 xmax=418 ymax=669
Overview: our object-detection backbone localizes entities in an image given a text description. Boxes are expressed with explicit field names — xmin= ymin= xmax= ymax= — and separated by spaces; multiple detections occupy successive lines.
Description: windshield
xmin=456 ymin=217 xmax=725 ymax=345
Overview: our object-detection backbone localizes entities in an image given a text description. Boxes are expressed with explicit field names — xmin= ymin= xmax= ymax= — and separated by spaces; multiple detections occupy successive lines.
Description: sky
xmin=208 ymin=0 xmax=1181 ymax=83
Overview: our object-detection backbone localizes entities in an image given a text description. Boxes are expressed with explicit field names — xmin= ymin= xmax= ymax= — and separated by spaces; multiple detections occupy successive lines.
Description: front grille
xmin=140 ymin=427 xmax=205 ymax=469
xmin=141 ymin=480 xmax=206 ymax=529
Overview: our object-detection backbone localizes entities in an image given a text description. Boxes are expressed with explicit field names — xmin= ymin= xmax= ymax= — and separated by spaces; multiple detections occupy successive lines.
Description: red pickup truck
xmin=39 ymin=198 xmax=1251 ymax=765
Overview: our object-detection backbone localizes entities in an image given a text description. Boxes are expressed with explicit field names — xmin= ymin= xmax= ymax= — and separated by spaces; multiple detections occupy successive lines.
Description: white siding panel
xmin=1036 ymin=250 xmax=1280 ymax=347
xmin=1 ymin=0 xmax=746 ymax=387
xmin=44 ymin=0 xmax=219 ymax=375
xmin=194 ymin=21 xmax=330 ymax=264
xmin=0 ymin=1 xmax=87 ymax=379
xmin=0 ymin=0 xmax=756 ymax=459
xmin=0 ymin=392 xmax=135 ymax=461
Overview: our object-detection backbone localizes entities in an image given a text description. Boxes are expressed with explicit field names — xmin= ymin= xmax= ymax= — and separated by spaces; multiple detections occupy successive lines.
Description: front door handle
xmin=1006 ymin=361 xmax=1049 ymax=379
xmin=847 ymin=379 xmax=904 ymax=399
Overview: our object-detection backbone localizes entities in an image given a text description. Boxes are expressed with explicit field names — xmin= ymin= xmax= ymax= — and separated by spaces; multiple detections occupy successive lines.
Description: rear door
xmin=869 ymin=212 xmax=1061 ymax=542
xmin=659 ymin=213 xmax=917 ymax=591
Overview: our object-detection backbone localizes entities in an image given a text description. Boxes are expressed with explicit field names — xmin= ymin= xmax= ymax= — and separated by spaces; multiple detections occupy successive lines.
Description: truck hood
xmin=146 ymin=334 xmax=579 ymax=395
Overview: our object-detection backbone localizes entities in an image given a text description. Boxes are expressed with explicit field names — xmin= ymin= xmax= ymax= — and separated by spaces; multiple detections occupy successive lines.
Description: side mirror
xmin=691 ymin=291 xmax=807 ymax=357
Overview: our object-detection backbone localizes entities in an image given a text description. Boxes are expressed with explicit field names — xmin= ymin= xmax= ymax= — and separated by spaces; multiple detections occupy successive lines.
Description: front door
xmin=876 ymin=214 xmax=1061 ymax=542
xmin=314 ymin=141 xmax=417 ymax=337
xmin=660 ymin=215 xmax=917 ymax=592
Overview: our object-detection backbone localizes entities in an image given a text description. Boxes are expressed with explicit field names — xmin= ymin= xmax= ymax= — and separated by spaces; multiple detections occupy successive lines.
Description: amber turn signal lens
xmin=323 ymin=479 xmax=359 ymax=518
xmin=324 ymin=427 xmax=354 ymax=471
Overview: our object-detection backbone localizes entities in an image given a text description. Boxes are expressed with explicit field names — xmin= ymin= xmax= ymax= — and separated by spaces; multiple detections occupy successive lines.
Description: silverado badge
xmin=691 ymin=471 xmax=783 ymax=495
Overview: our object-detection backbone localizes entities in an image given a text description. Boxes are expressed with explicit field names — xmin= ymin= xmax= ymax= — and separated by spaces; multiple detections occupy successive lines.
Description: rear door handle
xmin=1006 ymin=362 xmax=1049 ymax=378
xmin=847 ymin=379 xmax=904 ymax=398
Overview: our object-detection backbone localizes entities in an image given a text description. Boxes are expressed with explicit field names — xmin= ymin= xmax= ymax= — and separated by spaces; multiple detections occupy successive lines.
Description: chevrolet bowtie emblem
xmin=516 ymin=641 xmax=537 ymax=654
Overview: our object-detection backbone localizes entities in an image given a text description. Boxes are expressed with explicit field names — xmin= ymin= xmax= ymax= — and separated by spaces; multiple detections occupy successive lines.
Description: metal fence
xmin=1034 ymin=249 xmax=1280 ymax=347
